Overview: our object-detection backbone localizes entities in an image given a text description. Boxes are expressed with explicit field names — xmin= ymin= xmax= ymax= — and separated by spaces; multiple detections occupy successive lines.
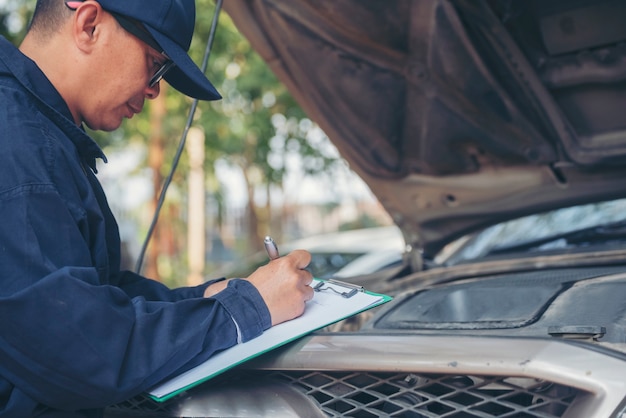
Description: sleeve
xmin=0 ymin=188 xmax=271 ymax=410
xmin=113 ymin=269 xmax=216 ymax=301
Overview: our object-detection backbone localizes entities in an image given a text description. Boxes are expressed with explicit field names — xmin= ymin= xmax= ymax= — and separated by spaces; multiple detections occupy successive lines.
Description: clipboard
xmin=148 ymin=278 xmax=392 ymax=402
xmin=312 ymin=278 xmax=365 ymax=298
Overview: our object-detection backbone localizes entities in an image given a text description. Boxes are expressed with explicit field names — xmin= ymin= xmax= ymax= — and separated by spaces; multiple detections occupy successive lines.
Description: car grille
xmin=265 ymin=371 xmax=580 ymax=417
xmin=105 ymin=395 xmax=176 ymax=416
xmin=106 ymin=370 xmax=583 ymax=417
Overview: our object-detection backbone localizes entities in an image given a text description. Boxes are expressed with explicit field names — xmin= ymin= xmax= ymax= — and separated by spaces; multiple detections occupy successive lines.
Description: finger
xmin=288 ymin=249 xmax=312 ymax=269
xmin=297 ymin=269 xmax=313 ymax=286
xmin=299 ymin=282 xmax=313 ymax=301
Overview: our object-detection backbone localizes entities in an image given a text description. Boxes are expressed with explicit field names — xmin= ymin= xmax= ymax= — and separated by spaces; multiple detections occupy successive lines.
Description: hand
xmin=246 ymin=249 xmax=314 ymax=326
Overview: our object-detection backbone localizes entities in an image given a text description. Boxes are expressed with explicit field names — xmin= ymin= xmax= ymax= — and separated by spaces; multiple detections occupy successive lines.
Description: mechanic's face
xmin=75 ymin=11 xmax=164 ymax=131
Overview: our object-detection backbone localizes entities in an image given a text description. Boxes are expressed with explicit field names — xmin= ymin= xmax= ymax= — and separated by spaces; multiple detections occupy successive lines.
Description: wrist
xmin=203 ymin=278 xmax=232 ymax=298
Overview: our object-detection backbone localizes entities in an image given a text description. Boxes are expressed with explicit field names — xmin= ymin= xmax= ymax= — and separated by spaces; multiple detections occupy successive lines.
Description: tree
xmin=192 ymin=2 xmax=341 ymax=253
xmin=128 ymin=1 xmax=344 ymax=283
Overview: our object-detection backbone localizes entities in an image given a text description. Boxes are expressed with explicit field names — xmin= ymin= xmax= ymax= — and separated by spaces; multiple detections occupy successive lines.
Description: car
xmin=212 ymin=225 xmax=406 ymax=281
xmin=106 ymin=0 xmax=626 ymax=417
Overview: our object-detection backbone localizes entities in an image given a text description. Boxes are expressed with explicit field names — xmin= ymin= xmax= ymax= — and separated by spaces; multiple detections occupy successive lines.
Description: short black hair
xmin=27 ymin=0 xmax=72 ymax=37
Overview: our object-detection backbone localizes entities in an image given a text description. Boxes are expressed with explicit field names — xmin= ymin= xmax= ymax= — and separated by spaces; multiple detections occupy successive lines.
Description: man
xmin=0 ymin=0 xmax=314 ymax=416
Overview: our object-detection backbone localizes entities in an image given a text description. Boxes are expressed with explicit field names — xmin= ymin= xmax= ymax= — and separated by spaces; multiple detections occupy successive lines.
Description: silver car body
xmin=106 ymin=0 xmax=626 ymax=416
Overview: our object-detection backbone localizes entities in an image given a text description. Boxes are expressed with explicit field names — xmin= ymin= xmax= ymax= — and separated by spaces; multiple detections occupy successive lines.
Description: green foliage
xmin=0 ymin=0 xmax=31 ymax=43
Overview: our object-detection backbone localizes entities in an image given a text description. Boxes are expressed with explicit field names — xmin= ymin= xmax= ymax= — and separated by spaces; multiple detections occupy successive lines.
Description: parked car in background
xmin=214 ymin=226 xmax=406 ymax=281
xmin=107 ymin=0 xmax=626 ymax=416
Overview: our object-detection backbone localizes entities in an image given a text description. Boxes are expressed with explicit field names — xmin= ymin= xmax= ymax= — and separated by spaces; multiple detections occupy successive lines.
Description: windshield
xmin=441 ymin=198 xmax=626 ymax=263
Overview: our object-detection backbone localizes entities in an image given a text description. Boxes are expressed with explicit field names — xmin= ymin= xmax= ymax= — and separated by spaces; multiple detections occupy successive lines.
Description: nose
xmin=145 ymin=81 xmax=161 ymax=99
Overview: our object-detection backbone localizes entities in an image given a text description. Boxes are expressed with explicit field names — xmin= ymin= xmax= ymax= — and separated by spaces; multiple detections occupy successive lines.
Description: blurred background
xmin=0 ymin=0 xmax=394 ymax=287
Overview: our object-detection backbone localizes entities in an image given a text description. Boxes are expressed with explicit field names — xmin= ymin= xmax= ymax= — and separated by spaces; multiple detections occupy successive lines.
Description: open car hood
xmin=223 ymin=0 xmax=626 ymax=259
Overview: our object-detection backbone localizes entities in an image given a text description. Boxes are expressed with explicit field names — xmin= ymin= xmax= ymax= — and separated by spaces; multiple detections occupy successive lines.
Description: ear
xmin=71 ymin=1 xmax=106 ymax=53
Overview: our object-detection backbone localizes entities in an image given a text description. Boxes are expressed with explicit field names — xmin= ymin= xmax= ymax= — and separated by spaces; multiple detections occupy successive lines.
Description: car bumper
xmin=108 ymin=333 xmax=626 ymax=417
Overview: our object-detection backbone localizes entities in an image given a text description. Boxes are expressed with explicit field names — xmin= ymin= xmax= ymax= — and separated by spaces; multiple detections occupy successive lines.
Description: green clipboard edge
xmin=148 ymin=279 xmax=392 ymax=403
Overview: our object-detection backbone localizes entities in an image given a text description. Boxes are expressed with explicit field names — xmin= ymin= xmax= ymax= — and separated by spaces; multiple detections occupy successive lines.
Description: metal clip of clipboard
xmin=313 ymin=279 xmax=364 ymax=298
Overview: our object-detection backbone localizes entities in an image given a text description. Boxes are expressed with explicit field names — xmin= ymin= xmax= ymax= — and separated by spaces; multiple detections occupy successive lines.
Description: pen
xmin=264 ymin=236 xmax=280 ymax=260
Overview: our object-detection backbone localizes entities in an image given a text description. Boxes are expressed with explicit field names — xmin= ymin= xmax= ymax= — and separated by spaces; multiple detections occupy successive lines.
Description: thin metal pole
xmin=135 ymin=0 xmax=225 ymax=274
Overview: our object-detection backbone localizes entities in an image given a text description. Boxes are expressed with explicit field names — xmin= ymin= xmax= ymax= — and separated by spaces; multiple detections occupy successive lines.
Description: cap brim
xmin=145 ymin=26 xmax=222 ymax=101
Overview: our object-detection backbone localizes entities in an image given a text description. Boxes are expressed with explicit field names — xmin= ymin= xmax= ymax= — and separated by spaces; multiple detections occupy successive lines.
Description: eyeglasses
xmin=64 ymin=1 xmax=176 ymax=87
xmin=147 ymin=58 xmax=176 ymax=88
xmin=107 ymin=11 xmax=175 ymax=87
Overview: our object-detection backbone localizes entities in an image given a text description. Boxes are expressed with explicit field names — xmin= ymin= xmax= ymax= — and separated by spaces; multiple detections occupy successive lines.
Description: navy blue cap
xmin=96 ymin=0 xmax=221 ymax=101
